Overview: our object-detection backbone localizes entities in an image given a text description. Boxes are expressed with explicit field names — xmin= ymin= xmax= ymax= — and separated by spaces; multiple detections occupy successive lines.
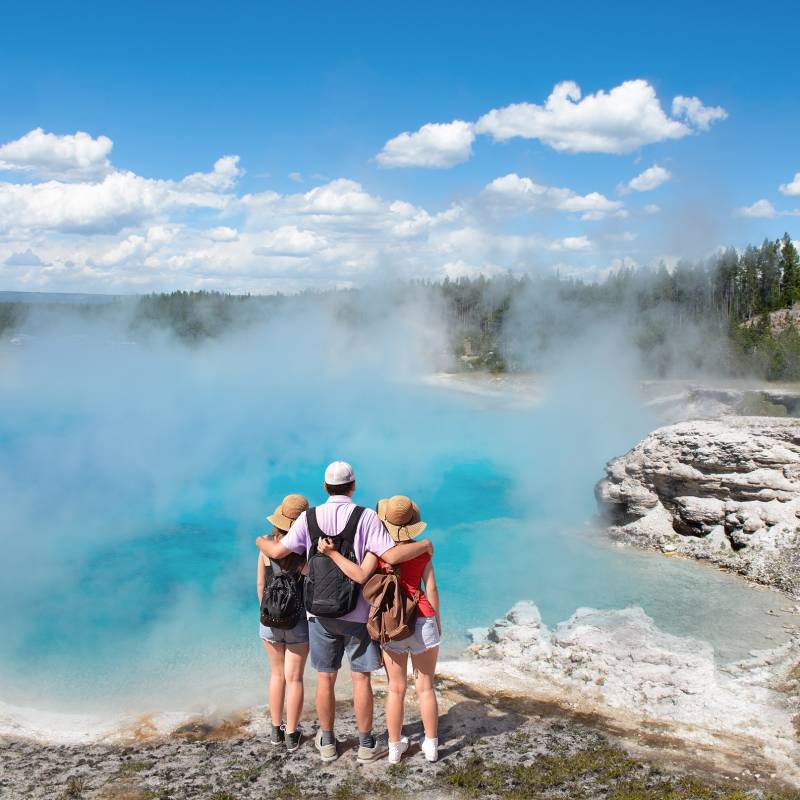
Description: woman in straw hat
xmin=318 ymin=495 xmax=440 ymax=764
xmin=258 ymin=493 xmax=310 ymax=752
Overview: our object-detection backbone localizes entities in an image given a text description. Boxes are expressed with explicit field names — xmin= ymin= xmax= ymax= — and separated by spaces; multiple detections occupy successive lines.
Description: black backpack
xmin=260 ymin=558 xmax=304 ymax=630
xmin=304 ymin=505 xmax=365 ymax=618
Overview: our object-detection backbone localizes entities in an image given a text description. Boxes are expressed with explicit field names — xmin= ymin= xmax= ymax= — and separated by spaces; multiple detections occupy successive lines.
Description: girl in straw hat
xmin=318 ymin=495 xmax=440 ymax=764
xmin=258 ymin=493 xmax=310 ymax=752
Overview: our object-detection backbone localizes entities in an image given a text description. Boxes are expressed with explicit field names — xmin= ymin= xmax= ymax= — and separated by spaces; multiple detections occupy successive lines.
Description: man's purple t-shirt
xmin=281 ymin=494 xmax=394 ymax=623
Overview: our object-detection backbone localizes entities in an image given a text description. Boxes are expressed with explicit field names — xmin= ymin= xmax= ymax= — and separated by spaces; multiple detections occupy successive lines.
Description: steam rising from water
xmin=0 ymin=297 xmax=790 ymax=717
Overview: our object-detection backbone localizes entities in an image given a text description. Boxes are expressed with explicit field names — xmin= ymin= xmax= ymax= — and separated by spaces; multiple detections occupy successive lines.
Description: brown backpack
xmin=362 ymin=569 xmax=420 ymax=644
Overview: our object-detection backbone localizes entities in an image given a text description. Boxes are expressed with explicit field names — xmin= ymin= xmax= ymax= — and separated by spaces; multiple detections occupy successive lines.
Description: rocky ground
xmin=422 ymin=371 xmax=543 ymax=409
xmin=642 ymin=382 xmax=800 ymax=422
xmin=449 ymin=602 xmax=800 ymax=789
xmin=3 ymin=671 xmax=800 ymax=800
xmin=595 ymin=416 xmax=800 ymax=596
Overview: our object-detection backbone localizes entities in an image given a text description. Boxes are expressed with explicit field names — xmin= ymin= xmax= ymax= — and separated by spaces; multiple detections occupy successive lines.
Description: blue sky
xmin=1 ymin=0 xmax=798 ymax=293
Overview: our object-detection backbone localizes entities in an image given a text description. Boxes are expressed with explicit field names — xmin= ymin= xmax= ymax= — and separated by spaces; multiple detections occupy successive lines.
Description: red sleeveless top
xmin=379 ymin=553 xmax=435 ymax=617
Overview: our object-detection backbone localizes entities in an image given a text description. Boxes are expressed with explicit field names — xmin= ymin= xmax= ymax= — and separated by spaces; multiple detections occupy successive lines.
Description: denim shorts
xmin=382 ymin=616 xmax=441 ymax=655
xmin=308 ymin=616 xmax=383 ymax=673
xmin=259 ymin=615 xmax=309 ymax=646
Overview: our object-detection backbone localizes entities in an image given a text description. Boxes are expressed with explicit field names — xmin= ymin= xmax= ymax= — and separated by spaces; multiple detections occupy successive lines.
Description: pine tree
xmin=714 ymin=247 xmax=739 ymax=318
xmin=778 ymin=322 xmax=800 ymax=381
xmin=780 ymin=232 xmax=800 ymax=307
xmin=758 ymin=239 xmax=781 ymax=310
xmin=740 ymin=245 xmax=760 ymax=320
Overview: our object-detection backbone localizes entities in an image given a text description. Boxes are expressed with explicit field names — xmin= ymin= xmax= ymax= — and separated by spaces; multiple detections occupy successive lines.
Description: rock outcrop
xmin=442 ymin=601 xmax=800 ymax=784
xmin=644 ymin=382 xmax=800 ymax=421
xmin=595 ymin=416 xmax=800 ymax=596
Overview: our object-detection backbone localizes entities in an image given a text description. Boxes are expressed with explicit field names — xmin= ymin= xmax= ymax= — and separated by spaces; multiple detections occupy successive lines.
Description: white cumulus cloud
xmin=90 ymin=225 xmax=179 ymax=268
xmin=736 ymin=199 xmax=800 ymax=219
xmin=738 ymin=199 xmax=776 ymax=218
xmin=475 ymin=80 xmax=693 ymax=154
xmin=0 ymin=161 xmax=239 ymax=236
xmin=381 ymin=81 xmax=728 ymax=168
xmin=0 ymin=133 xmax=646 ymax=292
xmin=779 ymin=172 xmax=800 ymax=196
xmin=483 ymin=173 xmax=624 ymax=220
xmin=376 ymin=120 xmax=475 ymax=168
xmin=554 ymin=235 xmax=592 ymax=251
xmin=622 ymin=165 xmax=672 ymax=193
xmin=295 ymin=179 xmax=384 ymax=216
xmin=205 ymin=226 xmax=239 ymax=242
xmin=252 ymin=225 xmax=327 ymax=257
xmin=671 ymin=96 xmax=728 ymax=131
xmin=180 ymin=156 xmax=243 ymax=192
xmin=0 ymin=128 xmax=113 ymax=181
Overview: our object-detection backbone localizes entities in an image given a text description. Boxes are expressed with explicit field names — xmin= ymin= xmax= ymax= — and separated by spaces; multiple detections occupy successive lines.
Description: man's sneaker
xmin=357 ymin=735 xmax=389 ymax=763
xmin=388 ymin=736 xmax=409 ymax=764
xmin=285 ymin=728 xmax=302 ymax=753
xmin=421 ymin=736 xmax=439 ymax=762
xmin=270 ymin=724 xmax=285 ymax=746
xmin=314 ymin=730 xmax=338 ymax=763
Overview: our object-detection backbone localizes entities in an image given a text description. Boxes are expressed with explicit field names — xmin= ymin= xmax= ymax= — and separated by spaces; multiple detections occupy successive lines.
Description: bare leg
xmin=283 ymin=643 xmax=308 ymax=733
xmin=316 ymin=671 xmax=337 ymax=732
xmin=410 ymin=646 xmax=439 ymax=739
xmin=350 ymin=671 xmax=374 ymax=735
xmin=382 ymin=649 xmax=409 ymax=742
xmin=262 ymin=640 xmax=286 ymax=727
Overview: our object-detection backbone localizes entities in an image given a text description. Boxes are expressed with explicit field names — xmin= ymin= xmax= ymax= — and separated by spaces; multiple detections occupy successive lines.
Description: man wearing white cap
xmin=256 ymin=461 xmax=432 ymax=763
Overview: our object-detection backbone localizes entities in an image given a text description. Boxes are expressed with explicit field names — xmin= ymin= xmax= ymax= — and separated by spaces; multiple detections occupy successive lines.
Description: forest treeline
xmin=2 ymin=233 xmax=800 ymax=380
xmin=438 ymin=232 xmax=800 ymax=379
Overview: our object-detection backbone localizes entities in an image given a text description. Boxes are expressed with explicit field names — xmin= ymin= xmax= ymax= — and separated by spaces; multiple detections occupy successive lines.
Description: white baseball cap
xmin=324 ymin=460 xmax=356 ymax=486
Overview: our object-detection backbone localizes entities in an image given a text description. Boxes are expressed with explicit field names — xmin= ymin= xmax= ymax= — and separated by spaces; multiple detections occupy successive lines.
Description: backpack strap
xmin=307 ymin=507 xmax=323 ymax=551
xmin=268 ymin=558 xmax=283 ymax=577
xmin=307 ymin=505 xmax=364 ymax=552
xmin=339 ymin=505 xmax=365 ymax=547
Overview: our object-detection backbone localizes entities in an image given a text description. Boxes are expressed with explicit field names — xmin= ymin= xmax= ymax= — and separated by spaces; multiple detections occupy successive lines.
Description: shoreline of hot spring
xmin=2 ymin=599 xmax=799 ymax=791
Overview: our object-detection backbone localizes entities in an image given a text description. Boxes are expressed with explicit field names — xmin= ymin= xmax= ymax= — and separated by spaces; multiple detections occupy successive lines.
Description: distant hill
xmin=0 ymin=291 xmax=123 ymax=305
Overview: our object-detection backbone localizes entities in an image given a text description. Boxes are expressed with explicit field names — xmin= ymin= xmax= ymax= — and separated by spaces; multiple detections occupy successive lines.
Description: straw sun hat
xmin=267 ymin=493 xmax=309 ymax=532
xmin=377 ymin=495 xmax=427 ymax=542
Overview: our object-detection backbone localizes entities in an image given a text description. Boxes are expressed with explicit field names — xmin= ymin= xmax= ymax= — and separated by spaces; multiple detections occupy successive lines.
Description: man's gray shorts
xmin=308 ymin=616 xmax=382 ymax=673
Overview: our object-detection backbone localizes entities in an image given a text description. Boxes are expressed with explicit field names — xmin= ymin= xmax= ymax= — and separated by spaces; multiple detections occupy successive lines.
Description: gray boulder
xmin=596 ymin=417 xmax=800 ymax=596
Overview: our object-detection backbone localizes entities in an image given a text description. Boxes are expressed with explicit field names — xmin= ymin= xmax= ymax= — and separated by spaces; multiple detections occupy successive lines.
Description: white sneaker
xmin=421 ymin=736 xmax=438 ymax=762
xmin=314 ymin=730 xmax=338 ymax=763
xmin=388 ymin=736 xmax=409 ymax=764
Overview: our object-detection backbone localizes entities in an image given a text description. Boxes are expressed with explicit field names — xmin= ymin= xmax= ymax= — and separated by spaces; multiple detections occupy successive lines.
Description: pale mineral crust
xmin=595 ymin=416 xmax=800 ymax=595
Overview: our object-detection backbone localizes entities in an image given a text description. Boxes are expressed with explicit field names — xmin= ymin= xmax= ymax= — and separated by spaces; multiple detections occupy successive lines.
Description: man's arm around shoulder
xmin=256 ymin=536 xmax=293 ymax=560
xmin=256 ymin=511 xmax=308 ymax=560
xmin=381 ymin=538 xmax=433 ymax=565
xmin=360 ymin=506 xmax=433 ymax=564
